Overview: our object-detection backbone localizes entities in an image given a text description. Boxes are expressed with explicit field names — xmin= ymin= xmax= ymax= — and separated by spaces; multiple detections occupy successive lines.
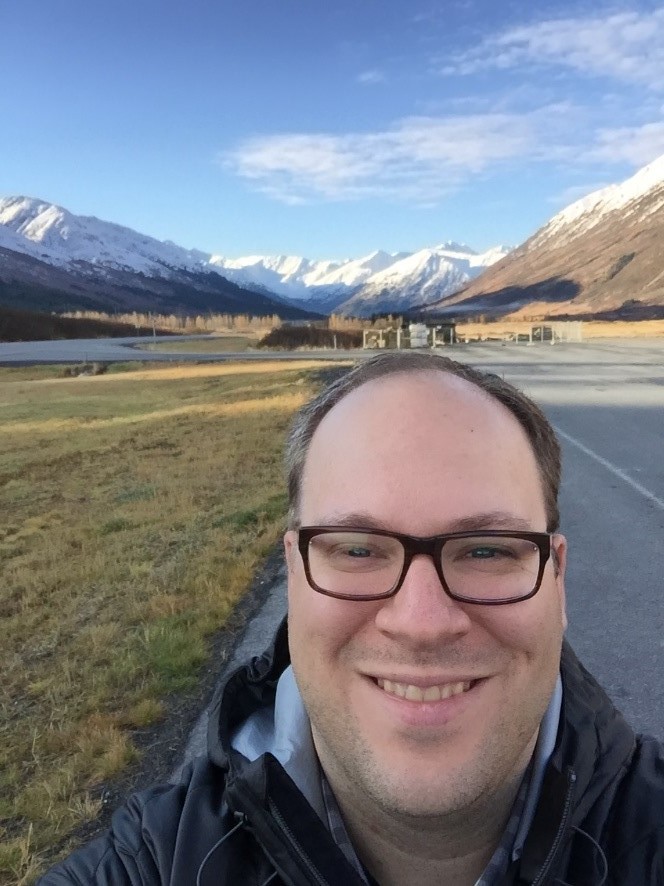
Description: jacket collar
xmin=207 ymin=617 xmax=290 ymax=770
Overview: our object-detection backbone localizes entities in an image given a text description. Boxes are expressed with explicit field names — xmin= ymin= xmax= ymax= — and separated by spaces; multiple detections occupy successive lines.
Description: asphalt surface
xmin=0 ymin=335 xmax=365 ymax=365
xmin=5 ymin=335 xmax=663 ymax=748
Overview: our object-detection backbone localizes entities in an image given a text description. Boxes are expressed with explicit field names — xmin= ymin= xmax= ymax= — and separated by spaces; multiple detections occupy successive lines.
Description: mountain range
xmin=0 ymin=196 xmax=508 ymax=318
xmin=0 ymin=197 xmax=317 ymax=320
xmin=427 ymin=154 xmax=664 ymax=319
xmin=210 ymin=244 xmax=510 ymax=316
xmin=2 ymin=152 xmax=664 ymax=322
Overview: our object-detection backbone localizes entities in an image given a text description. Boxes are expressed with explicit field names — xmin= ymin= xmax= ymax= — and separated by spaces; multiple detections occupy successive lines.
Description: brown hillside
xmin=430 ymin=172 xmax=664 ymax=319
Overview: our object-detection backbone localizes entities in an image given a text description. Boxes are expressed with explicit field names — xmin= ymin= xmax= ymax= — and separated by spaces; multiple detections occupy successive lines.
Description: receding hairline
xmin=285 ymin=353 xmax=562 ymax=532
xmin=297 ymin=370 xmax=549 ymax=537
xmin=308 ymin=367 xmax=524 ymax=440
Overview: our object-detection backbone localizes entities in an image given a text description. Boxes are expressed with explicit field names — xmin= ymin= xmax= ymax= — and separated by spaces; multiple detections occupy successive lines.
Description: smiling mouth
xmin=375 ymin=678 xmax=475 ymax=702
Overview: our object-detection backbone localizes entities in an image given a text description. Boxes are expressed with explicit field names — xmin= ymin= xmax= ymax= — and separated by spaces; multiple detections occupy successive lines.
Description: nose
xmin=374 ymin=552 xmax=473 ymax=646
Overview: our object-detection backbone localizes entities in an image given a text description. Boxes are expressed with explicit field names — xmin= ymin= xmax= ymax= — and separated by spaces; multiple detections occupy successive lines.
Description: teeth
xmin=377 ymin=678 xmax=472 ymax=702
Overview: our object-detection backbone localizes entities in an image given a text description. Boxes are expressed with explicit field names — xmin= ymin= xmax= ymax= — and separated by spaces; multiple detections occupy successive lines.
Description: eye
xmin=468 ymin=546 xmax=506 ymax=559
xmin=344 ymin=546 xmax=373 ymax=558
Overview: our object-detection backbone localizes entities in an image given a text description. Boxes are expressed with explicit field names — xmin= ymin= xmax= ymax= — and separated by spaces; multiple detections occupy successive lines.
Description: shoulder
xmin=610 ymin=733 xmax=664 ymax=817
xmin=39 ymin=757 xmax=232 ymax=885
xmin=601 ymin=734 xmax=664 ymax=883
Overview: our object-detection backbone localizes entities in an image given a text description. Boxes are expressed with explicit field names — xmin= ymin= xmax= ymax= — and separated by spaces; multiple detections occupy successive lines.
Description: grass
xmin=139 ymin=334 xmax=255 ymax=353
xmin=0 ymin=358 xmax=339 ymax=884
xmin=455 ymin=318 xmax=664 ymax=340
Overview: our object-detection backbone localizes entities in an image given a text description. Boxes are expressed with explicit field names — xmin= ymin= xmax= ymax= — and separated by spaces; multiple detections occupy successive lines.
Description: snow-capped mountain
xmin=209 ymin=249 xmax=415 ymax=312
xmin=336 ymin=244 xmax=510 ymax=316
xmin=532 ymin=153 xmax=664 ymax=248
xmin=0 ymin=197 xmax=315 ymax=319
xmin=208 ymin=253 xmax=342 ymax=300
xmin=427 ymin=152 xmax=664 ymax=319
xmin=0 ymin=195 xmax=507 ymax=317
xmin=210 ymin=242 xmax=509 ymax=315
xmin=0 ymin=196 xmax=210 ymax=275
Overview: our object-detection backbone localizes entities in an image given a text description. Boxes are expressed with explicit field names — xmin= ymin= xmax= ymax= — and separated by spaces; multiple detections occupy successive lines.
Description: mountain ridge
xmin=426 ymin=153 xmax=664 ymax=319
xmin=210 ymin=243 xmax=509 ymax=315
xmin=0 ymin=198 xmax=317 ymax=320
xmin=5 ymin=153 xmax=664 ymax=324
xmin=0 ymin=195 xmax=509 ymax=317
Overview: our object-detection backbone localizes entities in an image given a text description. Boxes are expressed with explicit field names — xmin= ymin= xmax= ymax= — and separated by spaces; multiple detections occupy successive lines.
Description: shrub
xmin=258 ymin=325 xmax=362 ymax=350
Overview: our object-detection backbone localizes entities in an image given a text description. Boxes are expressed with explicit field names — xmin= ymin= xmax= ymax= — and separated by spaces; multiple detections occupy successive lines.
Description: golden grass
xmin=455 ymin=319 xmax=664 ymax=340
xmin=577 ymin=319 xmax=664 ymax=338
xmin=0 ymin=359 xmax=334 ymax=884
xmin=3 ymin=391 xmax=310 ymax=437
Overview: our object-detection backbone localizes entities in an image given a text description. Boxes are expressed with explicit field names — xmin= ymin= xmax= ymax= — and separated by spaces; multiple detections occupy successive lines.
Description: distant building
xmin=363 ymin=322 xmax=457 ymax=349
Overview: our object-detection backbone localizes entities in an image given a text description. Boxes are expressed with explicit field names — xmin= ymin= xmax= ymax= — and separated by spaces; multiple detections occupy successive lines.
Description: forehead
xmin=300 ymin=371 xmax=545 ymax=529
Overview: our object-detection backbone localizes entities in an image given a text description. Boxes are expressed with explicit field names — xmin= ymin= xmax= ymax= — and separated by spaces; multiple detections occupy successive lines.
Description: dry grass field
xmin=139 ymin=333 xmax=256 ymax=353
xmin=455 ymin=318 xmax=664 ymax=340
xmin=0 ymin=359 xmax=337 ymax=884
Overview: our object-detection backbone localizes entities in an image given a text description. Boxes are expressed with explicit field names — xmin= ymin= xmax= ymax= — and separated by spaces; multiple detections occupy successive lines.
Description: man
xmin=42 ymin=352 xmax=664 ymax=885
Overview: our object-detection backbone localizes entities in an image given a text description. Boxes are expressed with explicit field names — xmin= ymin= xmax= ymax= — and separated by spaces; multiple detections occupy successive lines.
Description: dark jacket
xmin=40 ymin=622 xmax=664 ymax=885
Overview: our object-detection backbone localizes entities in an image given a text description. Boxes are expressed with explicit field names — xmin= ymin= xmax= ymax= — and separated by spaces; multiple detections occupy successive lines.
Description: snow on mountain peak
xmin=0 ymin=194 xmax=509 ymax=315
xmin=0 ymin=195 xmax=210 ymax=275
xmin=537 ymin=152 xmax=664 ymax=245
xmin=434 ymin=241 xmax=475 ymax=255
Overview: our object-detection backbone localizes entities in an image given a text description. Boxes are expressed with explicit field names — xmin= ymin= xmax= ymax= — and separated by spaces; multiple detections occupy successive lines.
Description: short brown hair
xmin=285 ymin=352 xmax=561 ymax=532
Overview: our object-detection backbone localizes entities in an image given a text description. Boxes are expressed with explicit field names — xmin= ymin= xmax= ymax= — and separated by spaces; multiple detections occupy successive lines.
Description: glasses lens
xmin=442 ymin=535 xmax=541 ymax=601
xmin=307 ymin=531 xmax=404 ymax=597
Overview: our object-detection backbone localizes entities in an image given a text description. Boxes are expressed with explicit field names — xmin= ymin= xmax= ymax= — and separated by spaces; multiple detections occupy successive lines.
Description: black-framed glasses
xmin=297 ymin=526 xmax=552 ymax=605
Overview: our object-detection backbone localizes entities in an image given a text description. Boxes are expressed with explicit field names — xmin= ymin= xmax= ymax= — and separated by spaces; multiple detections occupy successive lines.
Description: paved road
xmin=0 ymin=335 xmax=365 ymax=365
xmin=175 ymin=337 xmax=664 ymax=766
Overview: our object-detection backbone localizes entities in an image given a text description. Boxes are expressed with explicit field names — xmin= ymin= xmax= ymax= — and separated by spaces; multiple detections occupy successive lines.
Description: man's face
xmin=285 ymin=371 xmax=566 ymax=820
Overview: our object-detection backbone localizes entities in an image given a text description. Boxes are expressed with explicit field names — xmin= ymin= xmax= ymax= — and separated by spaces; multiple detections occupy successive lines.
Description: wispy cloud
xmin=441 ymin=9 xmax=664 ymax=90
xmin=583 ymin=121 xmax=664 ymax=166
xmin=548 ymin=182 xmax=612 ymax=207
xmin=224 ymin=113 xmax=536 ymax=204
xmin=357 ymin=69 xmax=386 ymax=85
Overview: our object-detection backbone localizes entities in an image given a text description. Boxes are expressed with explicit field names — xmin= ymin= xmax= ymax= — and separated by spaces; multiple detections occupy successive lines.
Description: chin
xmin=352 ymin=751 xmax=489 ymax=820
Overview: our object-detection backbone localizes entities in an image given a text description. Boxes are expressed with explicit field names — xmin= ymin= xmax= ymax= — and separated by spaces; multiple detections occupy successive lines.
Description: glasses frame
xmin=297 ymin=526 xmax=552 ymax=605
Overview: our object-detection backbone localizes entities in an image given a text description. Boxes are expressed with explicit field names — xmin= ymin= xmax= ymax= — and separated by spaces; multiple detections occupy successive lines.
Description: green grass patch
xmin=142 ymin=615 xmax=208 ymax=693
xmin=114 ymin=484 xmax=157 ymax=504
xmin=98 ymin=516 xmax=136 ymax=535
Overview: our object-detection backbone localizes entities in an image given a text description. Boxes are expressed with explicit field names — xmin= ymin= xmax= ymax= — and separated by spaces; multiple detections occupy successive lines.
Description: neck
xmin=331 ymin=769 xmax=526 ymax=886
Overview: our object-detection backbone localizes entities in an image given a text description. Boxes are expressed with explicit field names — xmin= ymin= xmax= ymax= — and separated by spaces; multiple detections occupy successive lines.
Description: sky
xmin=2 ymin=0 xmax=664 ymax=260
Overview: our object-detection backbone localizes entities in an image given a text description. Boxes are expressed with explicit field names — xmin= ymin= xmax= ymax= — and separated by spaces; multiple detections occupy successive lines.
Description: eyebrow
xmin=312 ymin=511 xmax=536 ymax=534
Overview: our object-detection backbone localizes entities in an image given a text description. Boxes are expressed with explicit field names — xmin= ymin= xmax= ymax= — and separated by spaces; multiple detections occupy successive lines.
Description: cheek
xmin=477 ymin=594 xmax=564 ymax=661
xmin=288 ymin=578 xmax=372 ymax=672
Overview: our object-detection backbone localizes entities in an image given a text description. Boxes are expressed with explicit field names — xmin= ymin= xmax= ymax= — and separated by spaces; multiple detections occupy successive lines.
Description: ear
xmin=552 ymin=533 xmax=567 ymax=630
xmin=283 ymin=529 xmax=298 ymax=574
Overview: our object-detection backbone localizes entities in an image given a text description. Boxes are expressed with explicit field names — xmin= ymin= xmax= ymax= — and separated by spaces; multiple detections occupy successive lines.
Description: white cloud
xmin=442 ymin=9 xmax=664 ymax=90
xmin=548 ymin=182 xmax=612 ymax=207
xmin=222 ymin=102 xmax=664 ymax=208
xmin=223 ymin=113 xmax=535 ymax=204
xmin=583 ymin=121 xmax=664 ymax=166
xmin=357 ymin=69 xmax=386 ymax=85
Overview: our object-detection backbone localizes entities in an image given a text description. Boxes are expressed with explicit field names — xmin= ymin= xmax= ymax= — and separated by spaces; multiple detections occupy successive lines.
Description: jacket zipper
xmin=531 ymin=769 xmax=577 ymax=886
xmin=268 ymin=799 xmax=331 ymax=886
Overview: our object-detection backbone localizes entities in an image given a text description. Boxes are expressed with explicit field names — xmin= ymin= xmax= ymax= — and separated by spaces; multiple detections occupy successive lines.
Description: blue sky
xmin=2 ymin=0 xmax=664 ymax=259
